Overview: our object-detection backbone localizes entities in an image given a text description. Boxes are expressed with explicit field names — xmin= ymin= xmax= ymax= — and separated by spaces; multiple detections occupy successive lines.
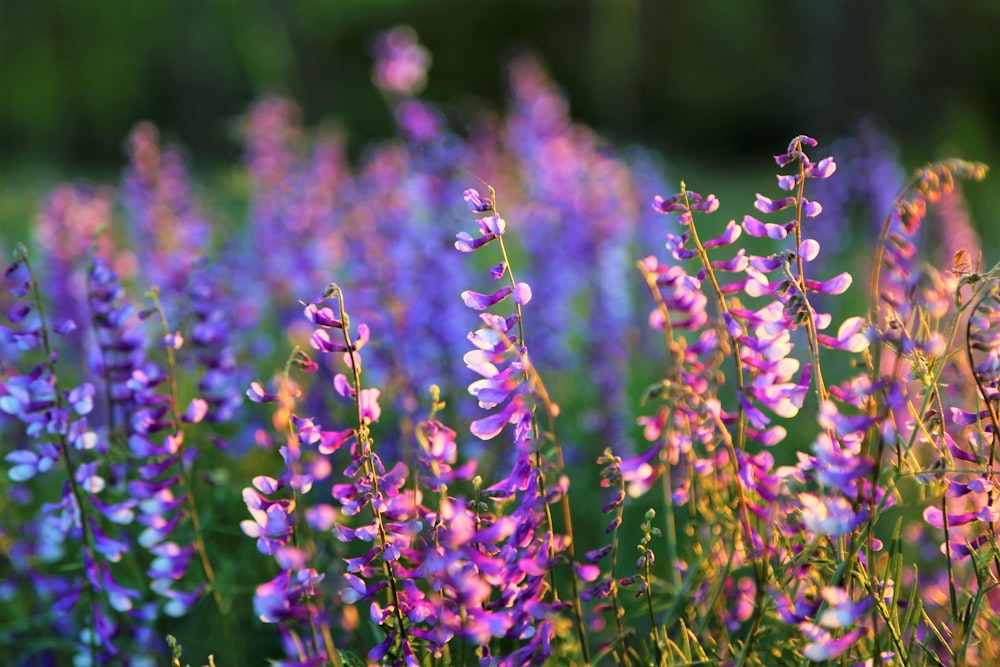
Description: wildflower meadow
xmin=3 ymin=25 xmax=1000 ymax=667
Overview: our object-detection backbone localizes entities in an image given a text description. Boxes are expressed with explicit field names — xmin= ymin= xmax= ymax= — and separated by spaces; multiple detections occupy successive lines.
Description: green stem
xmin=20 ymin=247 xmax=100 ymax=665
xmin=480 ymin=189 xmax=591 ymax=664
xmin=790 ymin=148 xmax=828 ymax=405
xmin=145 ymin=287 xmax=232 ymax=652
xmin=278 ymin=347 xmax=342 ymax=667
xmin=330 ymin=285 xmax=410 ymax=659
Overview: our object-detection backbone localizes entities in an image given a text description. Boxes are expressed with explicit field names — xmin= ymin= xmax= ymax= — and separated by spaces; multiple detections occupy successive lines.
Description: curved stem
xmin=145 ymin=288 xmax=231 ymax=653
xmin=332 ymin=286 xmax=411 ymax=658
xmin=607 ymin=459 xmax=630 ymax=665
xmin=476 ymin=188 xmax=592 ymax=664
xmin=676 ymin=192 xmax=765 ymax=664
xmin=791 ymin=150 xmax=828 ymax=404
xmin=278 ymin=347 xmax=342 ymax=667
xmin=20 ymin=247 xmax=100 ymax=664
xmin=680 ymin=187 xmax=747 ymax=455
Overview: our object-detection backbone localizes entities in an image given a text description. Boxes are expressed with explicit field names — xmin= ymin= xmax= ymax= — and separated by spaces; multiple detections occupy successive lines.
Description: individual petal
xmin=801 ymin=623 xmax=864 ymax=661
xmin=801 ymin=199 xmax=823 ymax=217
xmin=76 ymin=461 xmax=106 ymax=494
xmin=463 ymin=349 xmax=501 ymax=378
xmin=334 ymin=374 xmax=355 ymax=398
xmin=253 ymin=475 xmax=282 ymax=494
xmin=790 ymin=134 xmax=818 ymax=149
xmin=750 ymin=425 xmax=787 ymax=446
xmin=702 ymin=220 xmax=742 ymax=248
xmin=463 ymin=188 xmax=493 ymax=212
xmin=799 ymin=238 xmax=821 ymax=262
xmin=317 ymin=428 xmax=354 ymax=455
xmin=461 ymin=286 xmax=513 ymax=311
xmin=512 ymin=282 xmax=532 ymax=305
xmin=354 ymin=323 xmax=371 ymax=350
xmin=807 ymin=157 xmax=837 ymax=179
xmin=923 ymin=505 xmax=945 ymax=529
xmin=743 ymin=268 xmax=774 ymax=297
xmin=6 ymin=450 xmax=45 ymax=481
xmin=652 ymin=194 xmax=685 ymax=214
xmin=341 ymin=572 xmax=370 ymax=603
xmin=806 ymin=272 xmax=853 ymax=295
xmin=67 ymin=384 xmax=95 ymax=416
xmin=754 ymin=194 xmax=796 ymax=214
xmin=777 ymin=174 xmax=799 ymax=191
xmin=774 ymin=151 xmax=800 ymax=167
xmin=950 ymin=407 xmax=986 ymax=426
xmin=799 ymin=493 xmax=864 ymax=536
xmin=0 ymin=394 xmax=23 ymax=415
xmin=8 ymin=304 xmax=30 ymax=323
xmin=310 ymin=328 xmax=348 ymax=353
xmin=691 ymin=194 xmax=720 ymax=213
xmin=181 ymin=398 xmax=208 ymax=424
xmin=469 ymin=372 xmax=516 ymax=409
xmin=481 ymin=215 xmax=506 ymax=236
xmin=743 ymin=215 xmax=789 ymax=239
xmin=455 ymin=231 xmax=496 ymax=252
xmin=303 ymin=302 xmax=343 ymax=328
xmin=818 ymin=587 xmax=873 ymax=628
xmin=164 ymin=331 xmax=184 ymax=350
xmin=816 ymin=316 xmax=869 ymax=352
xmin=711 ymin=248 xmax=749 ymax=272
xmin=247 ymin=382 xmax=278 ymax=403
xmin=470 ymin=398 xmax=519 ymax=440
xmin=360 ymin=388 xmax=382 ymax=424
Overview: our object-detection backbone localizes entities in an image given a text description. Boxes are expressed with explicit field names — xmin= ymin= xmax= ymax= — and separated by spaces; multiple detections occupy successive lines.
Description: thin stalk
xmin=662 ymin=190 xmax=767 ymax=664
xmin=85 ymin=265 xmax=120 ymax=440
xmin=479 ymin=188 xmax=591 ymax=664
xmin=659 ymin=435 xmax=683 ymax=591
xmin=331 ymin=286 xmax=410 ymax=658
xmin=607 ymin=460 xmax=631 ymax=666
xmin=965 ymin=289 xmax=1000 ymax=469
xmin=494 ymin=325 xmax=592 ymax=664
xmin=20 ymin=247 xmax=101 ymax=666
xmin=789 ymin=148 xmax=828 ymax=404
xmin=278 ymin=347 xmax=342 ymax=667
xmin=681 ymin=190 xmax=746 ymax=439
xmin=636 ymin=258 xmax=694 ymax=590
xmin=145 ymin=288 xmax=229 ymax=638
xmin=643 ymin=554 xmax=664 ymax=666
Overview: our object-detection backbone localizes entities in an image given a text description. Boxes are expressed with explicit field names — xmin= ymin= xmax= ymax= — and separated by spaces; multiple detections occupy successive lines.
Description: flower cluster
xmin=6 ymin=21 xmax=1000 ymax=667
xmin=2 ymin=248 xmax=155 ymax=664
xmin=121 ymin=122 xmax=211 ymax=293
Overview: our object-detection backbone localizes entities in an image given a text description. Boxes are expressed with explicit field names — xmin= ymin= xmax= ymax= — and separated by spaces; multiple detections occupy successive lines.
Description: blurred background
xmin=1 ymin=3 xmax=997 ymax=662
xmin=2 ymin=0 xmax=999 ymax=170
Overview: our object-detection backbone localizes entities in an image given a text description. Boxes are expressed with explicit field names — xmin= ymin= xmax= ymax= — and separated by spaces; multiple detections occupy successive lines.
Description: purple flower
xmin=464 ymin=187 xmax=494 ymax=212
xmin=817 ymin=587 xmax=873 ymax=628
xmin=754 ymin=193 xmax=796 ymax=213
xmin=461 ymin=286 xmax=514 ymax=311
xmin=799 ymin=493 xmax=865 ymax=536
xmin=800 ymin=623 xmax=866 ymax=661
xmin=372 ymin=25 xmax=431 ymax=96
xmin=743 ymin=214 xmax=791 ymax=240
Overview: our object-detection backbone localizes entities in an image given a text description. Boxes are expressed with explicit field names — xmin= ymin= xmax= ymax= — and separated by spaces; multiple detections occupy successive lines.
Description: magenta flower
xmin=799 ymin=493 xmax=866 ymax=537
xmin=463 ymin=187 xmax=494 ymax=212
xmin=816 ymin=587 xmax=873 ymax=628
xmin=800 ymin=623 xmax=866 ymax=661
xmin=372 ymin=25 xmax=431 ymax=96
xmin=461 ymin=286 xmax=514 ymax=311
xmin=754 ymin=193 xmax=797 ymax=213
xmin=743 ymin=214 xmax=792 ymax=240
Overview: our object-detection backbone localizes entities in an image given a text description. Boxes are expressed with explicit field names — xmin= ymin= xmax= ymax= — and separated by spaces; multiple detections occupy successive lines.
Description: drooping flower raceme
xmin=454 ymin=187 xmax=593 ymax=665
xmin=2 ymin=248 xmax=159 ymax=665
